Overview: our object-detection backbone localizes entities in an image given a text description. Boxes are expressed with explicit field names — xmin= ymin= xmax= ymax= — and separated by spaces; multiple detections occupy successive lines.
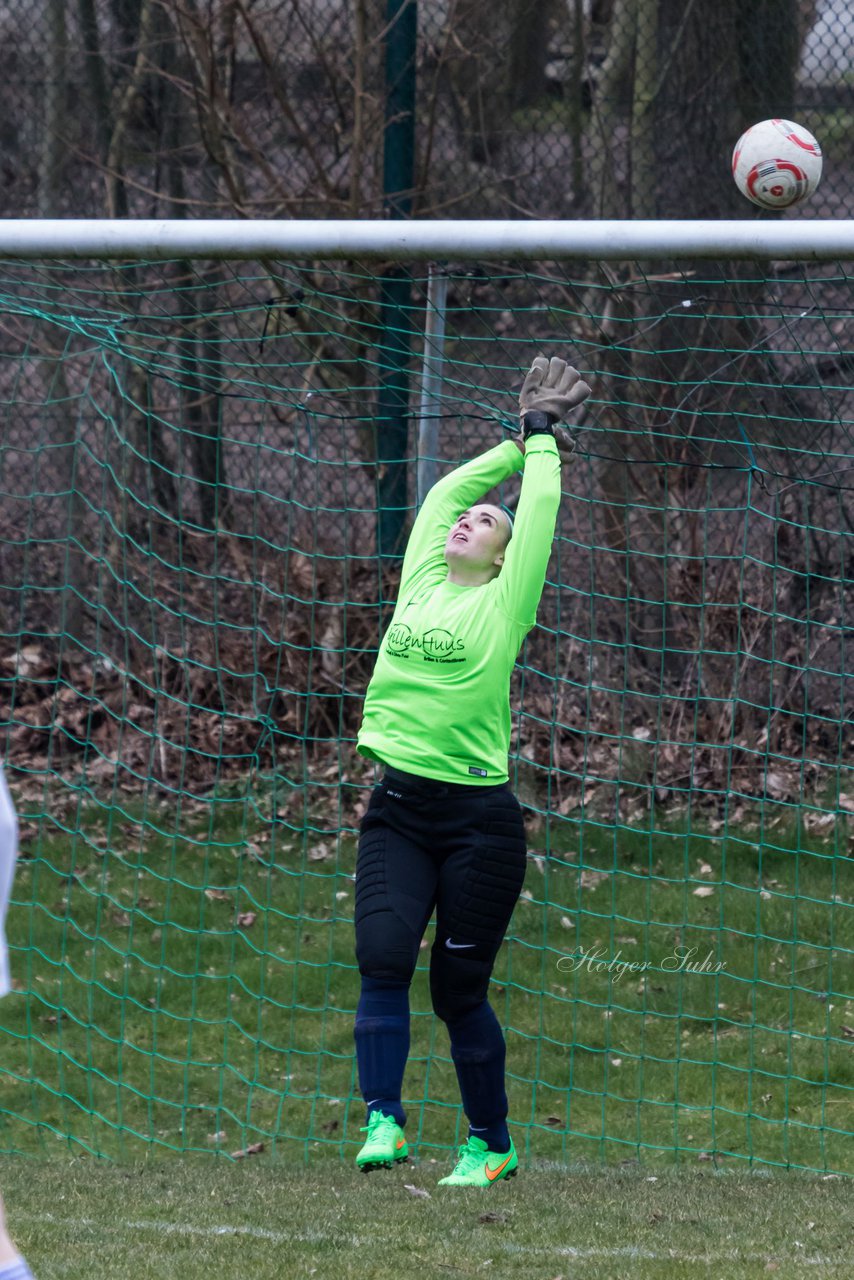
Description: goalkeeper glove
xmin=519 ymin=355 xmax=590 ymax=439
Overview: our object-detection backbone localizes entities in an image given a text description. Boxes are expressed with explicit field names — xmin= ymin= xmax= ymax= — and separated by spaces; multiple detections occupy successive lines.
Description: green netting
xmin=0 ymin=253 xmax=853 ymax=1173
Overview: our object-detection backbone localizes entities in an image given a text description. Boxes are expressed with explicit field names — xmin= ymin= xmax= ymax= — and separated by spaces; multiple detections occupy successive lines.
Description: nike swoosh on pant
xmin=445 ymin=939 xmax=476 ymax=949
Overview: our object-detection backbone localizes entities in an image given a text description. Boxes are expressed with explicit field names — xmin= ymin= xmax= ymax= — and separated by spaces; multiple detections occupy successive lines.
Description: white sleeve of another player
xmin=0 ymin=765 xmax=19 ymax=999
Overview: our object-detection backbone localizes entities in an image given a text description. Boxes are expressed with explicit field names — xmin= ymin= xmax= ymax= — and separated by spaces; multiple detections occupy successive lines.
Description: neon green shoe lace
xmin=448 ymin=1138 xmax=488 ymax=1177
xmin=360 ymin=1111 xmax=399 ymax=1141
xmin=356 ymin=1110 xmax=408 ymax=1169
xmin=438 ymin=1135 xmax=517 ymax=1186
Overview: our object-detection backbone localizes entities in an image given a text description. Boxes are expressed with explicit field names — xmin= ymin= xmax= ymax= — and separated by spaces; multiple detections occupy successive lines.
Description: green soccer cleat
xmin=437 ymin=1135 xmax=518 ymax=1187
xmin=355 ymin=1110 xmax=409 ymax=1172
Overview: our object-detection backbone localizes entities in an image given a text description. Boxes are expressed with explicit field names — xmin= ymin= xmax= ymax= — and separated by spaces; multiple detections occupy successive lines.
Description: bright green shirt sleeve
xmin=397 ymin=439 xmax=524 ymax=597
xmin=492 ymin=433 xmax=562 ymax=626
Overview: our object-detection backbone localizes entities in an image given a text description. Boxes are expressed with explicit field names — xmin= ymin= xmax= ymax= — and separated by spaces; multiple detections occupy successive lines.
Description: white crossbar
xmin=0 ymin=218 xmax=852 ymax=260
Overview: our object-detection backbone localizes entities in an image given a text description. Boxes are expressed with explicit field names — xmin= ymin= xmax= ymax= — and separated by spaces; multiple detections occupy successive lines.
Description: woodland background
xmin=1 ymin=0 xmax=853 ymax=817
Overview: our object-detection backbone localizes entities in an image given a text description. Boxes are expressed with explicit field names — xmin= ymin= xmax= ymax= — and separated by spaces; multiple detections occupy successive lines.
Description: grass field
xmin=1 ymin=791 xmax=852 ymax=1177
xmin=3 ymin=1155 xmax=854 ymax=1279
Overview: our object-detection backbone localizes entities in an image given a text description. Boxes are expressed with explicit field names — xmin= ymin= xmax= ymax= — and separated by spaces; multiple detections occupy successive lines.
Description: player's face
xmin=444 ymin=503 xmax=510 ymax=575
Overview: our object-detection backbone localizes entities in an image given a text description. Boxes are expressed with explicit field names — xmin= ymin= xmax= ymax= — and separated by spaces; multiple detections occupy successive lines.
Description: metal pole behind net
xmin=416 ymin=266 xmax=448 ymax=509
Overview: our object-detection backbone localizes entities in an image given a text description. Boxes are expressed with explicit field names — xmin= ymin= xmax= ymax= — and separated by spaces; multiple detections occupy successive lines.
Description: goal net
xmin=0 ymin=221 xmax=852 ymax=1172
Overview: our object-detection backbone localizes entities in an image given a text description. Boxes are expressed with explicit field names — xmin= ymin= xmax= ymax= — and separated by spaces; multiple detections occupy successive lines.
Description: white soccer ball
xmin=731 ymin=119 xmax=822 ymax=209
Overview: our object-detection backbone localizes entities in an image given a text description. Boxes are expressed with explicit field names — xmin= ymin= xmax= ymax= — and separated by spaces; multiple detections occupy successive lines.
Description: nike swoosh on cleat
xmin=445 ymin=939 xmax=476 ymax=949
xmin=484 ymin=1154 xmax=514 ymax=1182
xmin=396 ymin=1138 xmax=406 ymax=1149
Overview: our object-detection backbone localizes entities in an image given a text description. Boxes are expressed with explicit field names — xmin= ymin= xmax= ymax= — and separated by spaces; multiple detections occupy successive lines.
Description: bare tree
xmin=581 ymin=0 xmax=811 ymax=693
xmin=39 ymin=0 xmax=67 ymax=215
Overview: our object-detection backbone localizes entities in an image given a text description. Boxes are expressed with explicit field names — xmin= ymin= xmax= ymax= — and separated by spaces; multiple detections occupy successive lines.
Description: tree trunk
xmin=565 ymin=0 xmax=588 ymax=208
xmin=106 ymin=0 xmax=154 ymax=217
xmin=629 ymin=0 xmax=658 ymax=218
xmin=177 ymin=271 xmax=229 ymax=533
xmin=77 ymin=0 xmax=112 ymax=172
xmin=41 ymin=358 xmax=89 ymax=647
xmin=39 ymin=0 xmax=66 ymax=215
xmin=589 ymin=0 xmax=802 ymax=683
xmin=587 ymin=0 xmax=635 ymax=219
xmin=442 ymin=0 xmax=558 ymax=165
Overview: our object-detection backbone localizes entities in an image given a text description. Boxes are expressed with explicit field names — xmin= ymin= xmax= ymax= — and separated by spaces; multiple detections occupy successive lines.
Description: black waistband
xmin=383 ymin=764 xmax=508 ymax=795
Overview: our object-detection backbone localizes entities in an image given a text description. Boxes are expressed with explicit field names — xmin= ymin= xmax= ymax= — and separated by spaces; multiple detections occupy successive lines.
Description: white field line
xmin=20 ymin=1211 xmax=853 ymax=1268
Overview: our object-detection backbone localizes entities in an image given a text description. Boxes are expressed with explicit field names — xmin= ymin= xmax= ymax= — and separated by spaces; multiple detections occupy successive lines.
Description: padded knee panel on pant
xmin=356 ymin=923 xmax=419 ymax=985
xmin=354 ymin=818 xmax=433 ymax=984
xmin=429 ymin=945 xmax=493 ymax=1024
xmin=436 ymin=789 xmax=527 ymax=949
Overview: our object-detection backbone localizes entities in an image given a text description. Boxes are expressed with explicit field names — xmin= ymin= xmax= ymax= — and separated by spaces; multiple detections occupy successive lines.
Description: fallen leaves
xmin=580 ymin=869 xmax=610 ymax=891
xmin=803 ymin=810 xmax=836 ymax=831
xmin=231 ymin=1141 xmax=264 ymax=1159
xmin=2 ymin=533 xmax=849 ymax=857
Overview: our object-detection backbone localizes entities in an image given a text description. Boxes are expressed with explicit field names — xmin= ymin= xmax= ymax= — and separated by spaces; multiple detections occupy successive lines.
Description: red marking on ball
xmin=785 ymin=131 xmax=820 ymax=154
xmin=746 ymin=158 xmax=807 ymax=205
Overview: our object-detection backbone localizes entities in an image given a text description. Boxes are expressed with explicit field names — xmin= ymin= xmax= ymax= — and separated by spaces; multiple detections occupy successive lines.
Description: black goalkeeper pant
xmin=355 ymin=766 xmax=527 ymax=1020
xmin=354 ymin=766 xmax=528 ymax=1138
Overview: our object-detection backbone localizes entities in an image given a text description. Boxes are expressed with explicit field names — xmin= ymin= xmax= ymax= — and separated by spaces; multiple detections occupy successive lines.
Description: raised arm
xmin=398 ymin=439 xmax=524 ymax=595
xmin=493 ymin=355 xmax=592 ymax=625
xmin=492 ymin=434 xmax=561 ymax=625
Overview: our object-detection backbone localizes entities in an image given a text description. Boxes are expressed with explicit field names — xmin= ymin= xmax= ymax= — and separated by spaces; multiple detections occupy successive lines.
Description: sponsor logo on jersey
xmin=386 ymin=623 xmax=466 ymax=663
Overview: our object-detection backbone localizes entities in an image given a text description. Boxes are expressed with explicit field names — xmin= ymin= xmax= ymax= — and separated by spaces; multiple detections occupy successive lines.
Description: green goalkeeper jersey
xmin=357 ymin=434 xmax=561 ymax=785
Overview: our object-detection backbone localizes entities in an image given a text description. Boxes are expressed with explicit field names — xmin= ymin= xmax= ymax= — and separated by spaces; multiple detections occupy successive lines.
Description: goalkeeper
xmin=353 ymin=356 xmax=590 ymax=1187
xmin=0 ymin=766 xmax=35 ymax=1278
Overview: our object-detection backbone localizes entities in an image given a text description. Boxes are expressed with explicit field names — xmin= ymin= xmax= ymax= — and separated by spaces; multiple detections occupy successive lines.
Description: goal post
xmin=0 ymin=222 xmax=852 ymax=1173
xmin=0 ymin=218 xmax=852 ymax=258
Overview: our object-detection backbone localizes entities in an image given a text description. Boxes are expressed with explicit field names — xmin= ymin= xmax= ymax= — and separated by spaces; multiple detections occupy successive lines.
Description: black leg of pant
xmin=429 ymin=786 xmax=527 ymax=1133
xmin=354 ymin=791 xmax=438 ymax=1116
